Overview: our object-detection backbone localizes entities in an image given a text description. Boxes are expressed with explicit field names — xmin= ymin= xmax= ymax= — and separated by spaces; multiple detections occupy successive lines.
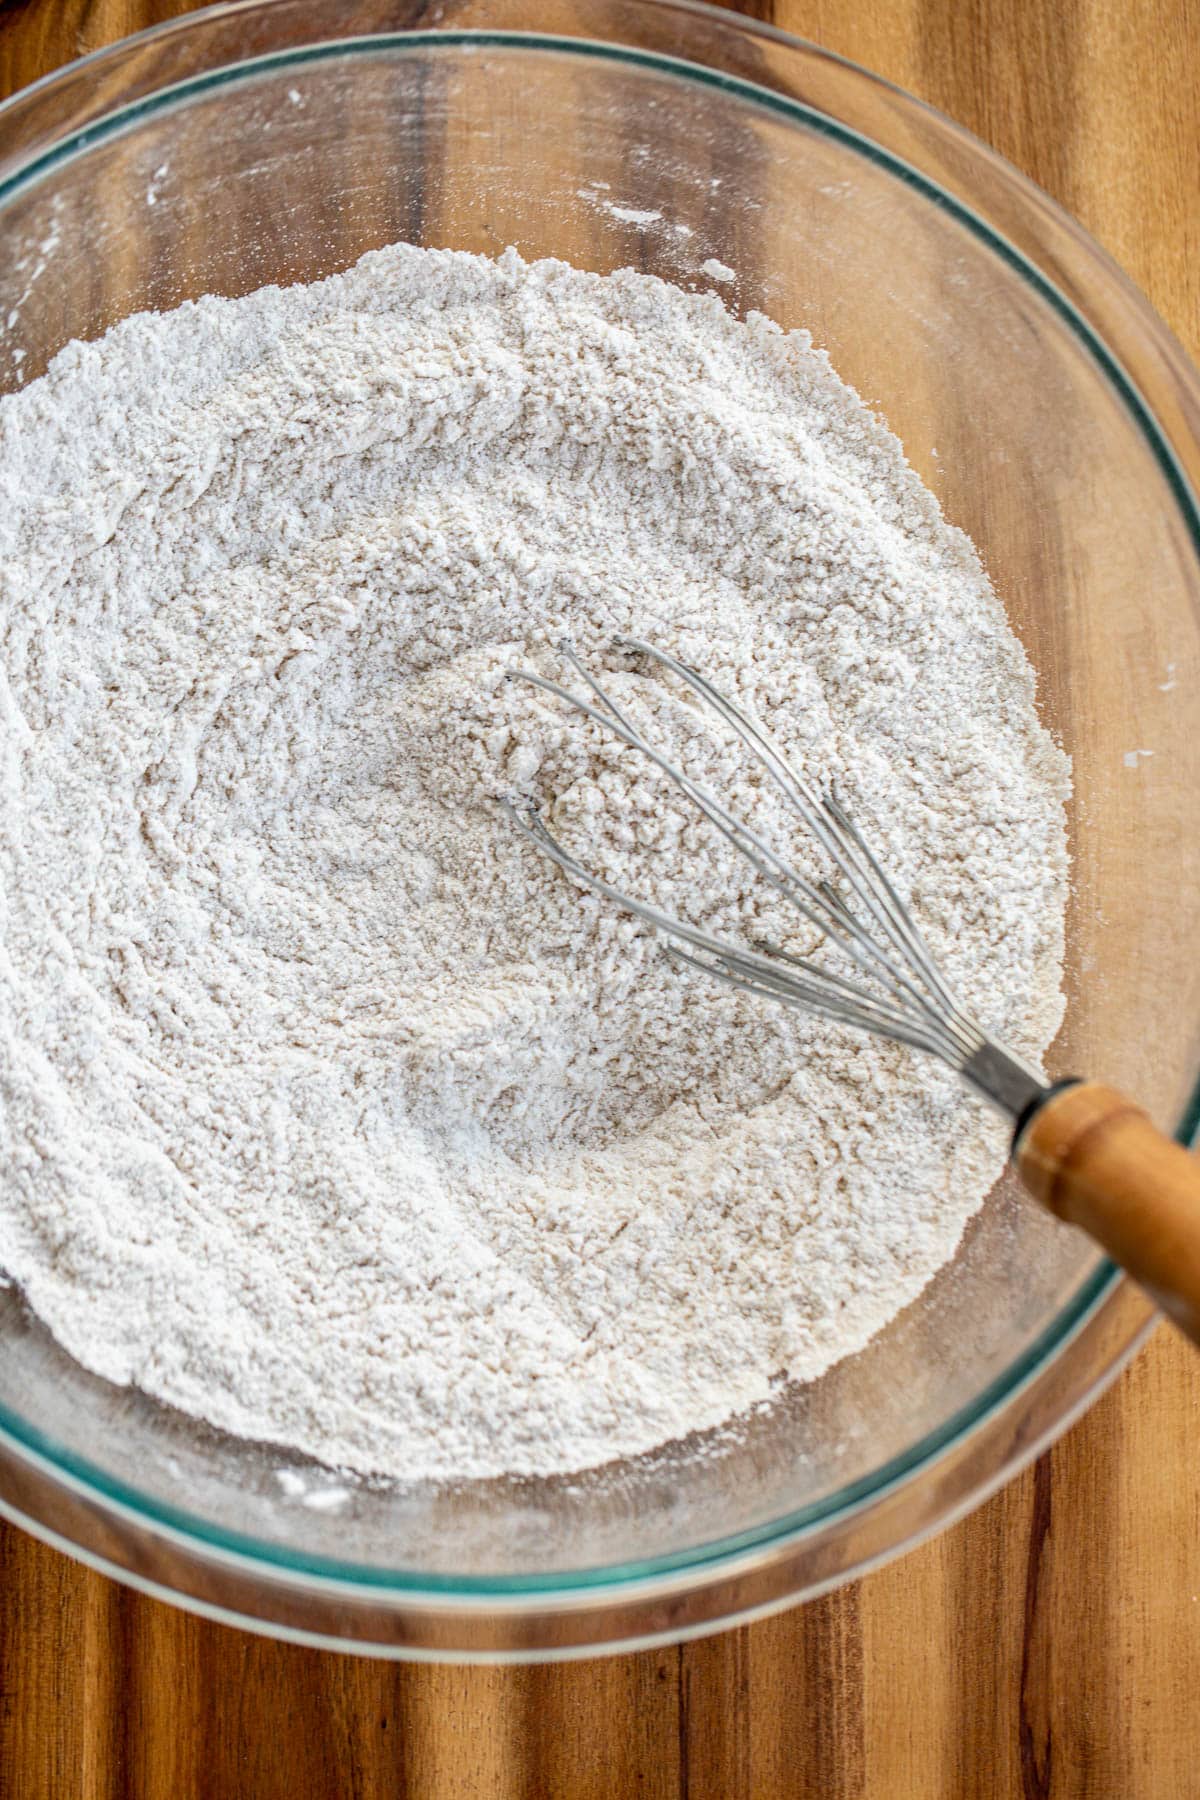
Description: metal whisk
xmin=500 ymin=638 xmax=1200 ymax=1348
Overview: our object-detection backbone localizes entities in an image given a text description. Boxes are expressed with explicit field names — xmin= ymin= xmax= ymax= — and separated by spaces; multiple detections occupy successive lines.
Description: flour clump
xmin=0 ymin=244 xmax=1069 ymax=1481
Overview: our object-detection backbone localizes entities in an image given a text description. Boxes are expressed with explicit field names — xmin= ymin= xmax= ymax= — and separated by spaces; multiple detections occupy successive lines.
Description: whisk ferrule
xmin=960 ymin=1041 xmax=1049 ymax=1124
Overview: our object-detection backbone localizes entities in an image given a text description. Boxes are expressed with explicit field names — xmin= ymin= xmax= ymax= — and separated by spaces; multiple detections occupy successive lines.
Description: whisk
xmin=501 ymin=638 xmax=1200 ymax=1348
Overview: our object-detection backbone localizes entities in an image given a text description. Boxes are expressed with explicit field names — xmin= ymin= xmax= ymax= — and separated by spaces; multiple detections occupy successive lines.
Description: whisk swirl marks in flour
xmin=0 ymin=244 xmax=1069 ymax=1482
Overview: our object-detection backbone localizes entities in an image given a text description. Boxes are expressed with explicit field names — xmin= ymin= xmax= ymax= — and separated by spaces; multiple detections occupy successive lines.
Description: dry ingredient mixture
xmin=0 ymin=245 xmax=1069 ymax=1483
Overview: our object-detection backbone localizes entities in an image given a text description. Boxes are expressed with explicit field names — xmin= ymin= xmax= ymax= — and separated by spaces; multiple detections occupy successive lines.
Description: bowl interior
xmin=1 ymin=23 xmax=1198 ymax=1588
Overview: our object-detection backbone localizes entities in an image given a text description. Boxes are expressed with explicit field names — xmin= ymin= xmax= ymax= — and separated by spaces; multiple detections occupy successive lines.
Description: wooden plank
xmin=0 ymin=0 xmax=1197 ymax=1795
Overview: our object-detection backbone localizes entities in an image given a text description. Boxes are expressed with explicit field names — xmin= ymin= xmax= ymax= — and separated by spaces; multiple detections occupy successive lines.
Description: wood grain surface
xmin=1 ymin=0 xmax=1198 ymax=1795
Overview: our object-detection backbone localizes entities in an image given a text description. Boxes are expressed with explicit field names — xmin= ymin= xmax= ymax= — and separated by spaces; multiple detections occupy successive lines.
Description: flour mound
xmin=0 ymin=245 xmax=1069 ymax=1481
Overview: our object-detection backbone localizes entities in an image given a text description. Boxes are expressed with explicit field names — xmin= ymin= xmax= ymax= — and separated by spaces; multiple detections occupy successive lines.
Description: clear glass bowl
xmin=1 ymin=0 xmax=1198 ymax=1660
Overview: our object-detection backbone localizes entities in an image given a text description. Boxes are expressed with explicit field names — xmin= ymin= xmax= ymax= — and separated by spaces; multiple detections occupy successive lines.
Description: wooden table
xmin=1 ymin=0 xmax=1198 ymax=1793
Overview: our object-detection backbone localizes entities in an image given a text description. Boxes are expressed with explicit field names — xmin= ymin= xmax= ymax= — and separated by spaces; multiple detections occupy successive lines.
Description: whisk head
xmin=499 ymin=639 xmax=1045 ymax=1122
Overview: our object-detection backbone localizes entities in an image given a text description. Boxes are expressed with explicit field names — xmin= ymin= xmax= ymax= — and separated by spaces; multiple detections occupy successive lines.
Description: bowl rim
xmin=0 ymin=0 xmax=1197 ymax=1605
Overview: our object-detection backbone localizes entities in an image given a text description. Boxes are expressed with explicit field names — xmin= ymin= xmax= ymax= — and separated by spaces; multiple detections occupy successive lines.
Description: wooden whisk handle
xmin=1016 ymin=1081 xmax=1200 ymax=1346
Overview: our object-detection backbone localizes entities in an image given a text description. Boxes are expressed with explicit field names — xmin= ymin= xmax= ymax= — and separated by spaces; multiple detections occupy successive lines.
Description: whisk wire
xmin=501 ymin=641 xmax=1010 ymax=1081
xmin=504 ymin=794 xmax=966 ymax=1061
xmin=662 ymin=942 xmax=965 ymax=1061
xmin=512 ymin=667 xmax=881 ymax=983
xmin=616 ymin=636 xmax=976 ymax=1042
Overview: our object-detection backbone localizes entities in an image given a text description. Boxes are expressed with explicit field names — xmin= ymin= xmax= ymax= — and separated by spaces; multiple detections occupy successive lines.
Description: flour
xmin=0 ymin=244 xmax=1069 ymax=1483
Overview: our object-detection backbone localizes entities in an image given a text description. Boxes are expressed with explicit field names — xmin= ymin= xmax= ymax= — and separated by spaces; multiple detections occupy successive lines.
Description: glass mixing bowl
xmin=0 ymin=0 xmax=1198 ymax=1660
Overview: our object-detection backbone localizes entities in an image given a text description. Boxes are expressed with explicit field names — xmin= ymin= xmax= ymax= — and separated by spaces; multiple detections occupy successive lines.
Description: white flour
xmin=0 ymin=244 xmax=1069 ymax=1482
